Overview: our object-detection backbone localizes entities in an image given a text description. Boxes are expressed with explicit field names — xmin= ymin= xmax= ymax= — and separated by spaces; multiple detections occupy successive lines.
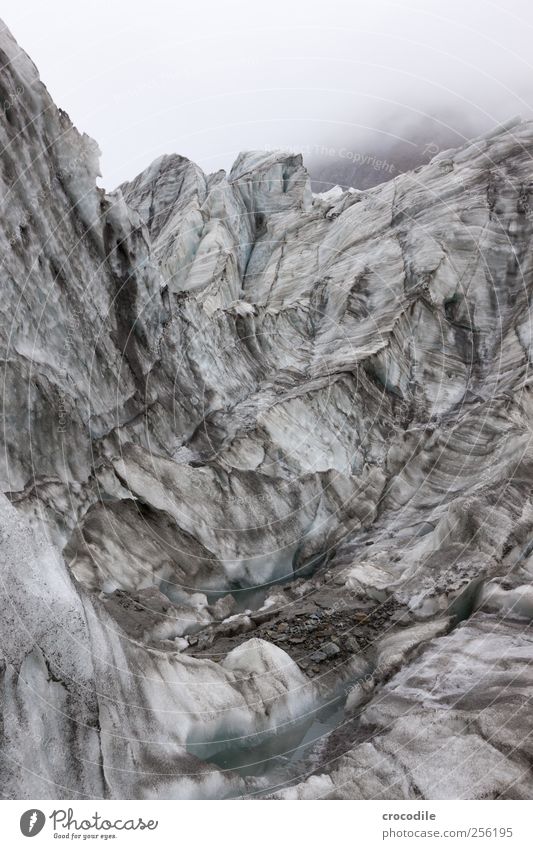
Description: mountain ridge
xmin=2 ymin=19 xmax=533 ymax=799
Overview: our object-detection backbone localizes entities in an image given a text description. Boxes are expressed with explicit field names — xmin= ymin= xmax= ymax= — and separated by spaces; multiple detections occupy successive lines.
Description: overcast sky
xmin=3 ymin=0 xmax=533 ymax=188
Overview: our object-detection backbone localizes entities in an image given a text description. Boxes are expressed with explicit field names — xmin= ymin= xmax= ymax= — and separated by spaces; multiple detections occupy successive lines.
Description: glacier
xmin=1 ymin=20 xmax=533 ymax=799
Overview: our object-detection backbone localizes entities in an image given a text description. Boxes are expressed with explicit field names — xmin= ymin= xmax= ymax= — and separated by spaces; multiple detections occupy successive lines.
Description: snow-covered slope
xmin=2 ymin=19 xmax=533 ymax=798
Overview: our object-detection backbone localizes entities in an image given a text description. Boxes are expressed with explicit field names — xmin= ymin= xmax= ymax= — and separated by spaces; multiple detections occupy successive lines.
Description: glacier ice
xmin=1 ymin=19 xmax=533 ymax=800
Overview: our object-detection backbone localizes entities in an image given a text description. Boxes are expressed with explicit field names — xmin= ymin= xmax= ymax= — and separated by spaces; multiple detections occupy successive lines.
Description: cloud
xmin=3 ymin=0 xmax=533 ymax=185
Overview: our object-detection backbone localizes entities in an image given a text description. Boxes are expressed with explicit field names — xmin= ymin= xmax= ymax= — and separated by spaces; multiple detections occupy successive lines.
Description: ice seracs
xmin=2 ymin=17 xmax=533 ymax=799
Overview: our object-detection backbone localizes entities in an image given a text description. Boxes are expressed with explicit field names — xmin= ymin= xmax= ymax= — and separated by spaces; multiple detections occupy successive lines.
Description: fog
xmin=2 ymin=0 xmax=533 ymax=187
